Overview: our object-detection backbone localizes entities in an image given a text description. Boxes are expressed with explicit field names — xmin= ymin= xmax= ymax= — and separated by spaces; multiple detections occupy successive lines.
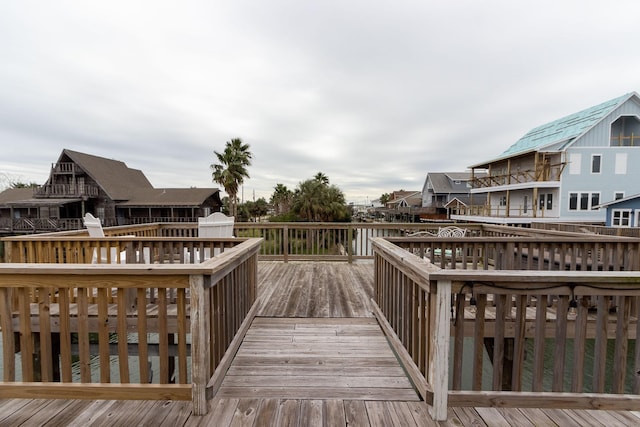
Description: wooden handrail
xmin=0 ymin=237 xmax=262 ymax=417
xmin=372 ymin=236 xmax=640 ymax=421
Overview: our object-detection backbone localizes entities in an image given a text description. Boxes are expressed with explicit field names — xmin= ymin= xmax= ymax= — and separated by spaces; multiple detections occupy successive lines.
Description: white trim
xmin=611 ymin=209 xmax=632 ymax=227
xmin=568 ymin=191 xmax=601 ymax=211
xmin=609 ymin=113 xmax=640 ymax=147
xmin=590 ymin=153 xmax=602 ymax=174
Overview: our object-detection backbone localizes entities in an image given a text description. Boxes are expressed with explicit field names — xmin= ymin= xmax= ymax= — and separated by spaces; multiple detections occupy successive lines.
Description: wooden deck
xmin=217 ymin=317 xmax=419 ymax=401
xmin=2 ymin=261 xmax=640 ymax=426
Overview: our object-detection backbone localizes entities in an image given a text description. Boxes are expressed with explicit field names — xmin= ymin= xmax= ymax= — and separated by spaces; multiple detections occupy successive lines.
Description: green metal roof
xmin=499 ymin=93 xmax=632 ymax=157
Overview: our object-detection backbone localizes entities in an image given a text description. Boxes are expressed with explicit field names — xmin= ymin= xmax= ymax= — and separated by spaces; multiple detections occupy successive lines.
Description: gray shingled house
xmin=0 ymin=149 xmax=222 ymax=234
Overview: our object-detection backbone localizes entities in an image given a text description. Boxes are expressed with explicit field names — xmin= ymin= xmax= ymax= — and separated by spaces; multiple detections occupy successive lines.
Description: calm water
xmin=453 ymin=337 xmax=637 ymax=393
xmin=0 ymin=332 xmax=191 ymax=384
xmin=2 ymin=331 xmax=633 ymax=392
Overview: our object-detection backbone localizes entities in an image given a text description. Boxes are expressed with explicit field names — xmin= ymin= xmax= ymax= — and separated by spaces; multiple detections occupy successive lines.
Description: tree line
xmin=211 ymin=139 xmax=351 ymax=222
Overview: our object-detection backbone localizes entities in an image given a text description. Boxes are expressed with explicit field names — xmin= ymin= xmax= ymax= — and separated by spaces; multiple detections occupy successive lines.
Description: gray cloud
xmin=1 ymin=1 xmax=640 ymax=203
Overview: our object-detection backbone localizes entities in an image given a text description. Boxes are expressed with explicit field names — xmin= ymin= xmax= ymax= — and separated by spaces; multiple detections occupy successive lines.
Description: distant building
xmin=387 ymin=190 xmax=422 ymax=209
xmin=379 ymin=190 xmax=423 ymax=222
xmin=0 ymin=149 xmax=222 ymax=234
xmin=453 ymin=92 xmax=640 ymax=225
xmin=421 ymin=172 xmax=483 ymax=220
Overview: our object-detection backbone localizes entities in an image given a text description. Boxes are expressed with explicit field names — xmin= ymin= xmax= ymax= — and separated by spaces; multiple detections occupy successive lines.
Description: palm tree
xmin=211 ymin=138 xmax=252 ymax=218
xmin=270 ymin=183 xmax=293 ymax=215
xmin=292 ymin=176 xmax=350 ymax=222
xmin=292 ymin=179 xmax=323 ymax=221
xmin=314 ymin=172 xmax=329 ymax=185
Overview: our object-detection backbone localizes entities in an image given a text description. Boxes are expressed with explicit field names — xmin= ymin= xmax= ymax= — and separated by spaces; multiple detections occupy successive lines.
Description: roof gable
xmin=595 ymin=193 xmax=640 ymax=209
xmin=426 ymin=172 xmax=481 ymax=193
xmin=497 ymin=93 xmax=635 ymax=159
xmin=61 ymin=149 xmax=153 ymax=200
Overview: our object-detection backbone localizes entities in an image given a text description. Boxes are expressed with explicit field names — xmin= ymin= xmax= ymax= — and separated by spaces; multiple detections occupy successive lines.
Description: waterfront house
xmin=0 ymin=149 xmax=222 ymax=234
xmin=382 ymin=190 xmax=423 ymax=222
xmin=420 ymin=172 xmax=483 ymax=220
xmin=452 ymin=92 xmax=640 ymax=225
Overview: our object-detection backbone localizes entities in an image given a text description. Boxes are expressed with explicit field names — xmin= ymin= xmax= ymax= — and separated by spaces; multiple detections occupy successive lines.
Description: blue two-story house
xmin=452 ymin=92 xmax=640 ymax=225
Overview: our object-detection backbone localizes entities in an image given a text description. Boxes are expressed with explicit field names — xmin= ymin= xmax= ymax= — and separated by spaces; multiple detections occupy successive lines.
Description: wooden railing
xmin=471 ymin=164 xmax=563 ymax=188
xmin=33 ymin=183 xmax=100 ymax=198
xmin=233 ymin=222 xmax=485 ymax=262
xmin=532 ymin=222 xmax=640 ymax=238
xmin=388 ymin=235 xmax=640 ymax=271
xmin=3 ymin=235 xmax=239 ymax=265
xmin=451 ymin=204 xmax=558 ymax=219
xmin=0 ymin=235 xmax=262 ymax=415
xmin=7 ymin=222 xmax=633 ymax=267
xmin=372 ymin=237 xmax=640 ymax=421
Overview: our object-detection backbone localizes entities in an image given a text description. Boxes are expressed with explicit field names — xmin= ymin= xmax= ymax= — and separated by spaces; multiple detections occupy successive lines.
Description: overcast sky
xmin=1 ymin=1 xmax=639 ymax=204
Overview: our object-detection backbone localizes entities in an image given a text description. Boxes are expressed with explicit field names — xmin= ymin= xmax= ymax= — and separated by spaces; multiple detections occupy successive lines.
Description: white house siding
xmin=487 ymin=189 xmax=553 ymax=218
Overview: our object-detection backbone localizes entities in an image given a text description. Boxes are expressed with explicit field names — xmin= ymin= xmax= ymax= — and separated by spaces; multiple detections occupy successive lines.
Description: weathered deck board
xmin=217 ymin=317 xmax=419 ymax=401
xmin=257 ymin=261 xmax=374 ymax=317
xmin=2 ymin=396 xmax=637 ymax=426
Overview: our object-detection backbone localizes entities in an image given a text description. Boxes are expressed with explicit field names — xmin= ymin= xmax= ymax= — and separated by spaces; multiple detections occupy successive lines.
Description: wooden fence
xmin=0 ymin=236 xmax=262 ymax=415
xmin=372 ymin=237 xmax=640 ymax=421
xmin=9 ymin=221 xmax=611 ymax=264
xmin=388 ymin=235 xmax=640 ymax=271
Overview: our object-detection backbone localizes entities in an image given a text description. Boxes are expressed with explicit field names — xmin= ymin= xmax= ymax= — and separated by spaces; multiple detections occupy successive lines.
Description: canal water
xmin=0 ymin=332 xmax=191 ymax=384
xmin=1 ymin=332 xmax=634 ymax=392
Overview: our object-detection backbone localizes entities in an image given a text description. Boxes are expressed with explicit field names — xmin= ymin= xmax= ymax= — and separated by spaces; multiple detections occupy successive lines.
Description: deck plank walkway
xmin=217 ymin=317 xmax=419 ymax=401
xmin=3 ymin=261 xmax=640 ymax=426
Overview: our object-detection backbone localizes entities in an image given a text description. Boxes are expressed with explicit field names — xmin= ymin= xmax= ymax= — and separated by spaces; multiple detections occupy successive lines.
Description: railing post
xmin=190 ymin=274 xmax=210 ymax=415
xmin=283 ymin=224 xmax=289 ymax=263
xmin=347 ymin=225 xmax=353 ymax=264
xmin=429 ymin=278 xmax=450 ymax=421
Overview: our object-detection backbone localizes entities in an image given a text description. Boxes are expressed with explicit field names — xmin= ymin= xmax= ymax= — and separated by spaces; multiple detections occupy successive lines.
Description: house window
xmin=580 ymin=193 xmax=589 ymax=210
xmin=499 ymin=196 xmax=507 ymax=206
xmin=591 ymin=154 xmax=601 ymax=174
xmin=96 ymin=207 xmax=105 ymax=222
xmin=610 ymin=115 xmax=640 ymax=146
xmin=539 ymin=193 xmax=552 ymax=211
xmin=569 ymin=192 xmax=599 ymax=211
xmin=569 ymin=193 xmax=578 ymax=210
xmin=612 ymin=209 xmax=631 ymax=227
xmin=615 ymin=192 xmax=624 ymax=200
xmin=523 ymin=196 xmax=528 ymax=214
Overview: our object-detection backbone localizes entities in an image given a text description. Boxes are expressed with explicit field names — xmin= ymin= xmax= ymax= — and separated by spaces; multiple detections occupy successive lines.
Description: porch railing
xmin=7 ymin=221 xmax=635 ymax=269
xmin=388 ymin=235 xmax=640 ymax=271
xmin=372 ymin=237 xmax=640 ymax=421
xmin=0 ymin=235 xmax=262 ymax=415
